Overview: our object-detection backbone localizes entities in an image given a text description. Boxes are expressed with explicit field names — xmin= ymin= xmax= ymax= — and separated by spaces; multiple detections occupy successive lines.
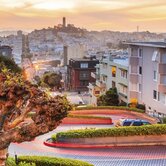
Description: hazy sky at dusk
xmin=0 ymin=0 xmax=166 ymax=32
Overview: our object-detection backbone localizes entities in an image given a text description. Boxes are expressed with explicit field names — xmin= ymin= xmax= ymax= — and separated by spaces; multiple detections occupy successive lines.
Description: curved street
xmin=9 ymin=115 xmax=166 ymax=166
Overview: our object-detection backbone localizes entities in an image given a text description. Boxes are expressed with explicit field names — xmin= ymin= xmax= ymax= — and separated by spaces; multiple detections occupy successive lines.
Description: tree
xmin=97 ymin=88 xmax=119 ymax=106
xmin=0 ymin=67 xmax=72 ymax=165
xmin=41 ymin=72 xmax=62 ymax=90
xmin=0 ymin=55 xmax=22 ymax=73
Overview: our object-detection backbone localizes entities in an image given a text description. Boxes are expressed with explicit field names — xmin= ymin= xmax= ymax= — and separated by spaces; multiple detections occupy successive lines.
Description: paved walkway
xmin=8 ymin=112 xmax=166 ymax=166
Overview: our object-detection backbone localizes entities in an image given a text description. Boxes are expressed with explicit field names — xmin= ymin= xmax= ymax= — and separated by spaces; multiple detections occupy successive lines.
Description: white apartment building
xmin=127 ymin=41 xmax=166 ymax=117
xmin=88 ymin=56 xmax=128 ymax=106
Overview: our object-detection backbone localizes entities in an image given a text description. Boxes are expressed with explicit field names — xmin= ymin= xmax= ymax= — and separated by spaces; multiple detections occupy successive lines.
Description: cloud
xmin=0 ymin=0 xmax=166 ymax=32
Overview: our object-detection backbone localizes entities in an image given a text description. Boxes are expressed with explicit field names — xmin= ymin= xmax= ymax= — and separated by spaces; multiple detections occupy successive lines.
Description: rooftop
xmin=70 ymin=58 xmax=98 ymax=62
xmin=125 ymin=41 xmax=166 ymax=48
xmin=113 ymin=58 xmax=129 ymax=67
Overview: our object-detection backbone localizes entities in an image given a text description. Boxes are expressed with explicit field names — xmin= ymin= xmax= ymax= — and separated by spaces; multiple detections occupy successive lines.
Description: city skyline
xmin=0 ymin=0 xmax=166 ymax=32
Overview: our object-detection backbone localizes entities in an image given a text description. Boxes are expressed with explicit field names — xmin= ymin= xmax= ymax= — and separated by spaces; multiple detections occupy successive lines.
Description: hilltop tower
xmin=63 ymin=17 xmax=66 ymax=28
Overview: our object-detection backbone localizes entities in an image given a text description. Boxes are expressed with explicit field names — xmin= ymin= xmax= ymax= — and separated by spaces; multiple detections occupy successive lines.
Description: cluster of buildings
xmin=87 ymin=41 xmax=166 ymax=119
xmin=0 ymin=30 xmax=23 ymax=64
xmin=0 ymin=17 xmax=166 ymax=118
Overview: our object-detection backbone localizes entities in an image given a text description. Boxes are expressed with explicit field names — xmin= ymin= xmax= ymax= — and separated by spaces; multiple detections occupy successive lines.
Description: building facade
xmin=67 ymin=58 xmax=99 ymax=91
xmin=127 ymin=42 xmax=166 ymax=117
xmin=0 ymin=45 xmax=12 ymax=58
xmin=88 ymin=56 xmax=129 ymax=106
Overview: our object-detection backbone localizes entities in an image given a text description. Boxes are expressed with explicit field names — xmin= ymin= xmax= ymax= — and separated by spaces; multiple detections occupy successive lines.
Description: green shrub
xmin=17 ymin=156 xmax=93 ymax=166
xmin=97 ymin=88 xmax=119 ymax=106
xmin=136 ymin=104 xmax=146 ymax=110
xmin=75 ymin=106 xmax=145 ymax=113
xmin=51 ymin=134 xmax=57 ymax=142
xmin=68 ymin=114 xmax=110 ymax=120
xmin=55 ymin=124 xmax=166 ymax=141
xmin=7 ymin=158 xmax=36 ymax=166
xmin=163 ymin=117 xmax=166 ymax=124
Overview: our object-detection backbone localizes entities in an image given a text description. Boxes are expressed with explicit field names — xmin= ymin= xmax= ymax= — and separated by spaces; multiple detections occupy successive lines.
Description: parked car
xmin=116 ymin=119 xmax=151 ymax=127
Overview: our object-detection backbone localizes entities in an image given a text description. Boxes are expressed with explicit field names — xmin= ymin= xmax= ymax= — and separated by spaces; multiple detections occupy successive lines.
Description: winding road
xmin=9 ymin=114 xmax=166 ymax=166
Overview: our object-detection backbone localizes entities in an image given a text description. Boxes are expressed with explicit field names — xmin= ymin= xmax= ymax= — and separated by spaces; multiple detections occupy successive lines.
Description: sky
xmin=0 ymin=0 xmax=166 ymax=32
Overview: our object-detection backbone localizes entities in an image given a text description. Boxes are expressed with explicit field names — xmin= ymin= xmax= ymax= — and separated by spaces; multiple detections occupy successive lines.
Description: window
xmin=79 ymin=71 xmax=89 ymax=80
xmin=119 ymin=85 xmax=127 ymax=95
xmin=123 ymin=122 xmax=132 ymax=126
xmin=112 ymin=81 xmax=116 ymax=88
xmin=132 ymin=121 xmax=142 ymax=126
xmin=153 ymin=70 xmax=157 ymax=81
xmin=80 ymin=81 xmax=89 ymax=86
xmin=139 ymin=66 xmax=142 ymax=75
xmin=160 ymin=93 xmax=166 ymax=104
xmin=80 ymin=63 xmax=88 ymax=68
xmin=112 ymin=67 xmax=116 ymax=77
xmin=138 ymin=48 xmax=143 ymax=58
xmin=152 ymin=51 xmax=158 ymax=62
xmin=103 ymin=76 xmax=107 ymax=82
xmin=120 ymin=70 xmax=127 ymax=79
xmin=139 ymin=84 xmax=142 ymax=92
xmin=153 ymin=90 xmax=157 ymax=100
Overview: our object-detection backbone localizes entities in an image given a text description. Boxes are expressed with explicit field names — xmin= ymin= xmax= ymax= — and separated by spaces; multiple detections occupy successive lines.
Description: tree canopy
xmin=0 ymin=55 xmax=22 ymax=73
xmin=0 ymin=66 xmax=72 ymax=165
xmin=40 ymin=72 xmax=62 ymax=90
xmin=97 ymin=88 xmax=119 ymax=106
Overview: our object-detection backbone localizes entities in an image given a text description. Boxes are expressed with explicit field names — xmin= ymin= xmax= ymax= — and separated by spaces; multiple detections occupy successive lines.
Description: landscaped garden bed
xmin=75 ymin=106 xmax=145 ymax=113
xmin=44 ymin=124 xmax=166 ymax=147
xmin=7 ymin=156 xmax=93 ymax=166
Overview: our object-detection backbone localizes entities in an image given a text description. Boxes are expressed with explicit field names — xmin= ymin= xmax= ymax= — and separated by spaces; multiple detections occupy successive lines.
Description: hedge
xmin=55 ymin=124 xmax=166 ymax=141
xmin=17 ymin=156 xmax=93 ymax=166
xmin=75 ymin=106 xmax=145 ymax=113
xmin=7 ymin=158 xmax=35 ymax=166
xmin=68 ymin=114 xmax=111 ymax=119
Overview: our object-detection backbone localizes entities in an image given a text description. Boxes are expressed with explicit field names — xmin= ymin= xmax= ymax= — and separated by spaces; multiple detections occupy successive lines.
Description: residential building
xmin=127 ymin=41 xmax=166 ymax=117
xmin=67 ymin=58 xmax=99 ymax=91
xmin=63 ymin=44 xmax=85 ymax=65
xmin=0 ymin=45 xmax=13 ymax=58
xmin=88 ymin=55 xmax=129 ymax=105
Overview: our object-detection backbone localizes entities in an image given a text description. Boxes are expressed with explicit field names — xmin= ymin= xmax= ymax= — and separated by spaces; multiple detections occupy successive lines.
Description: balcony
xmin=91 ymin=72 xmax=99 ymax=79
xmin=96 ymin=80 xmax=106 ymax=90
xmin=158 ymin=84 xmax=166 ymax=93
xmin=88 ymin=82 xmax=95 ymax=89
xmin=159 ymin=63 xmax=166 ymax=74
xmin=130 ymin=57 xmax=139 ymax=66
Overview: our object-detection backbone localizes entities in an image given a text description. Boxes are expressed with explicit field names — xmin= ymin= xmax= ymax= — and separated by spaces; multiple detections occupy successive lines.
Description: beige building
xmin=127 ymin=42 xmax=166 ymax=117
xmin=63 ymin=43 xmax=85 ymax=65
xmin=88 ymin=56 xmax=128 ymax=106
